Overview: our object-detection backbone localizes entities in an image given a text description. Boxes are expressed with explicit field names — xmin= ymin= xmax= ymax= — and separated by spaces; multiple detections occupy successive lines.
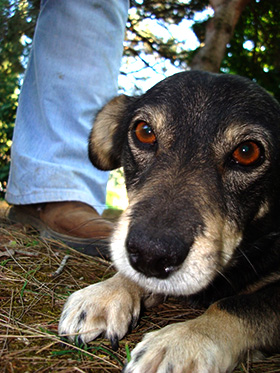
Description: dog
xmin=58 ymin=71 xmax=280 ymax=372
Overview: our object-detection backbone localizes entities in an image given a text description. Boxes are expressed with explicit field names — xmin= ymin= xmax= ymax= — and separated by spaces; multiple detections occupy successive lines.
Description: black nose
xmin=126 ymin=228 xmax=191 ymax=279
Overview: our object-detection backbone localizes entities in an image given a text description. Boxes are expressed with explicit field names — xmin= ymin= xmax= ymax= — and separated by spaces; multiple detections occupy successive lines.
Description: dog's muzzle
xmin=126 ymin=226 xmax=190 ymax=279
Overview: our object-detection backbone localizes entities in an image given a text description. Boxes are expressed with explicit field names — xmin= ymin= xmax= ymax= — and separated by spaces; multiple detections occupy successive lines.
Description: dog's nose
xmin=126 ymin=229 xmax=190 ymax=279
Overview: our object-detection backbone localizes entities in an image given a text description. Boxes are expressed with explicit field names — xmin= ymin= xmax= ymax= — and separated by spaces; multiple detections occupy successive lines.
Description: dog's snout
xmin=126 ymin=228 xmax=190 ymax=279
xmin=128 ymin=248 xmax=175 ymax=279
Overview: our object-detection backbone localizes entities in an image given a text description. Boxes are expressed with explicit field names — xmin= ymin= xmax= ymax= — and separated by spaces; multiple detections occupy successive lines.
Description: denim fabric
xmin=6 ymin=0 xmax=129 ymax=214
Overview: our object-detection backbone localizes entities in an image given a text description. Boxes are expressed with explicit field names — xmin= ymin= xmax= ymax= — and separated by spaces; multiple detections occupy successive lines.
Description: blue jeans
xmin=6 ymin=0 xmax=129 ymax=214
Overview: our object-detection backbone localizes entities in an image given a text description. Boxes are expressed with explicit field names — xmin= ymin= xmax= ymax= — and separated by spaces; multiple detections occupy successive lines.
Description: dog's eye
xmin=134 ymin=121 xmax=156 ymax=145
xmin=232 ymin=141 xmax=262 ymax=166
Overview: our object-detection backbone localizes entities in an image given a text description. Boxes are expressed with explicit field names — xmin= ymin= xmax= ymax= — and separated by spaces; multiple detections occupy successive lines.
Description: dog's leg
xmin=124 ymin=284 xmax=280 ymax=373
xmin=123 ymin=304 xmax=243 ymax=373
xmin=58 ymin=273 xmax=144 ymax=348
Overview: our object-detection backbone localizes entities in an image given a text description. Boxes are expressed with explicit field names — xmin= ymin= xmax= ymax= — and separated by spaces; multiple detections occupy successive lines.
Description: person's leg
xmin=6 ymin=0 xmax=129 ymax=255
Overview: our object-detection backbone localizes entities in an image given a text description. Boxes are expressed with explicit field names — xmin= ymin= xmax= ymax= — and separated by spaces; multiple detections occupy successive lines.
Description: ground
xmin=0 ymin=202 xmax=280 ymax=372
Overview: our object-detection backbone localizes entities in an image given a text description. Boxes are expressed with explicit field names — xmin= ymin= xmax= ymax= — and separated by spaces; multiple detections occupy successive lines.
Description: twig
xmin=0 ymin=289 xmax=14 ymax=357
xmin=0 ymin=248 xmax=15 ymax=257
xmin=49 ymin=255 xmax=70 ymax=277
xmin=74 ymin=368 xmax=87 ymax=373
xmin=0 ymin=247 xmax=39 ymax=257
xmin=14 ymin=248 xmax=39 ymax=257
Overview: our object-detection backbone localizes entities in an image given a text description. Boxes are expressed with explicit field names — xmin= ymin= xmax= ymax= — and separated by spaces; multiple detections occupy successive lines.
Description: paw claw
xmin=122 ymin=363 xmax=129 ymax=373
xmin=110 ymin=335 xmax=120 ymax=351
xmin=76 ymin=335 xmax=85 ymax=347
xmin=128 ymin=316 xmax=139 ymax=333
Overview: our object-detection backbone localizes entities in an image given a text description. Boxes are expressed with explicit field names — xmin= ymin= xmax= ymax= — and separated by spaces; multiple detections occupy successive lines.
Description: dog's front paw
xmin=58 ymin=273 xmax=143 ymax=348
xmin=124 ymin=309 xmax=243 ymax=373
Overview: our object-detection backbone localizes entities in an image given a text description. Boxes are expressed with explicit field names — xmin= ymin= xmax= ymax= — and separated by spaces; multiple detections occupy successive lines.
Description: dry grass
xmin=0 ymin=204 xmax=280 ymax=372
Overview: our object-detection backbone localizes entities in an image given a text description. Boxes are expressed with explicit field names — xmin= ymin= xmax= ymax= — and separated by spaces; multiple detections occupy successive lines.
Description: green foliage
xmin=106 ymin=169 xmax=128 ymax=210
xmin=0 ymin=0 xmax=39 ymax=195
xmin=222 ymin=0 xmax=280 ymax=100
xmin=129 ymin=0 xmax=280 ymax=101
xmin=131 ymin=0 xmax=208 ymax=23
xmin=126 ymin=0 xmax=210 ymax=71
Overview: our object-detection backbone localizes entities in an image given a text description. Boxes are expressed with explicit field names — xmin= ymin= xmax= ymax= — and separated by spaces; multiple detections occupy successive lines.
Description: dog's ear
xmin=89 ymin=95 xmax=133 ymax=170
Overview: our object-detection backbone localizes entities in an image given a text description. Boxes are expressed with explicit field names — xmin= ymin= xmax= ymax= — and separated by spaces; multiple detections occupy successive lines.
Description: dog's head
xmin=89 ymin=71 xmax=280 ymax=296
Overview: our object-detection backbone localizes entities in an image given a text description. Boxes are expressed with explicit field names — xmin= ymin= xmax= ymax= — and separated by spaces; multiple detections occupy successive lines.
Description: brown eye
xmin=134 ymin=121 xmax=156 ymax=145
xmin=232 ymin=141 xmax=262 ymax=166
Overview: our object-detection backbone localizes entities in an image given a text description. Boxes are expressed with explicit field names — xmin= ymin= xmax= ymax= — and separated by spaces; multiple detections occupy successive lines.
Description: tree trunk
xmin=190 ymin=0 xmax=251 ymax=72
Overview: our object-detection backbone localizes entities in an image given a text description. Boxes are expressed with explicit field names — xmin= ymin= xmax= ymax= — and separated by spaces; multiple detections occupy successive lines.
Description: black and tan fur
xmin=59 ymin=71 xmax=280 ymax=372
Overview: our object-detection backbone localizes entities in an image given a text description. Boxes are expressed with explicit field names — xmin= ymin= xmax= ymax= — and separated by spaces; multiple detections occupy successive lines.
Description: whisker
xmin=236 ymin=247 xmax=258 ymax=275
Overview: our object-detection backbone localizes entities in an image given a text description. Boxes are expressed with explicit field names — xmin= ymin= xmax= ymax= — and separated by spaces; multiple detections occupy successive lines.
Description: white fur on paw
xmin=124 ymin=319 xmax=240 ymax=373
xmin=58 ymin=275 xmax=141 ymax=346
